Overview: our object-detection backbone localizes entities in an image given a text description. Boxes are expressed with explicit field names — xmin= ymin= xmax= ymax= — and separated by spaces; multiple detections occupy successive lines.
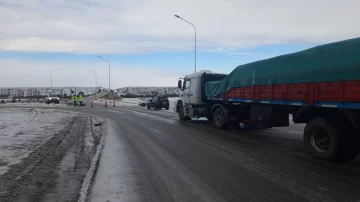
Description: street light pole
xmin=50 ymin=69 xmax=59 ymax=95
xmin=97 ymin=56 xmax=111 ymax=90
xmin=70 ymin=76 xmax=78 ymax=96
xmin=89 ymin=70 xmax=98 ymax=100
xmin=175 ymin=14 xmax=196 ymax=73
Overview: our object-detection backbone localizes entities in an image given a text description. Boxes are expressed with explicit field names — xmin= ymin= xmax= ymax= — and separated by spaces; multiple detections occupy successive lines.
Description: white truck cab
xmin=179 ymin=70 xmax=212 ymax=106
xmin=176 ymin=70 xmax=227 ymax=120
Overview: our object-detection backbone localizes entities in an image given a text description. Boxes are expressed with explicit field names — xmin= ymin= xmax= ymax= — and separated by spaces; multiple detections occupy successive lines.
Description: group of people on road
xmin=72 ymin=94 xmax=83 ymax=106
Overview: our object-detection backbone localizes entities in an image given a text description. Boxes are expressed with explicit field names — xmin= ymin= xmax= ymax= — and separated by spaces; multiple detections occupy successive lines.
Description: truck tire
xmin=178 ymin=103 xmax=190 ymax=120
xmin=304 ymin=118 xmax=359 ymax=162
xmin=213 ymin=108 xmax=227 ymax=129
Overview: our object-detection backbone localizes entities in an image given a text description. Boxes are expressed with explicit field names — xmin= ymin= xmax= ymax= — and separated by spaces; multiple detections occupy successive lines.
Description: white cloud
xmin=0 ymin=59 xmax=182 ymax=88
xmin=228 ymin=52 xmax=252 ymax=56
xmin=1 ymin=0 xmax=359 ymax=54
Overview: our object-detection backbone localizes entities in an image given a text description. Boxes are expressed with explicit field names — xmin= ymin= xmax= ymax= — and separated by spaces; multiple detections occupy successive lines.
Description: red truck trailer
xmin=176 ymin=37 xmax=360 ymax=162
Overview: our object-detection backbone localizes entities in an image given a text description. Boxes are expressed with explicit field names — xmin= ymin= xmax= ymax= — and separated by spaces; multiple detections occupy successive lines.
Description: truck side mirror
xmin=178 ymin=80 xmax=182 ymax=90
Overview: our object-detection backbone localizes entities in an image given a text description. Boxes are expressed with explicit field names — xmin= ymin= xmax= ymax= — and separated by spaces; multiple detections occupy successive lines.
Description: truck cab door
xmin=183 ymin=79 xmax=191 ymax=105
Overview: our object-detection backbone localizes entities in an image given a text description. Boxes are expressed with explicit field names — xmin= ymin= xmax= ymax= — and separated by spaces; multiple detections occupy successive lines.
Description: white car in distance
xmin=45 ymin=94 xmax=60 ymax=104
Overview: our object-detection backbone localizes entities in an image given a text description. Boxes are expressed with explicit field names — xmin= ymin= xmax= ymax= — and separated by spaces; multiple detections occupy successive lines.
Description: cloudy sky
xmin=0 ymin=0 xmax=359 ymax=88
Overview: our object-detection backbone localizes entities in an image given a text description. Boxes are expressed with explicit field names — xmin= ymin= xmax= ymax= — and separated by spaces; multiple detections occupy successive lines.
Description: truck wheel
xmin=213 ymin=108 xmax=227 ymax=129
xmin=178 ymin=103 xmax=190 ymax=120
xmin=304 ymin=118 xmax=358 ymax=162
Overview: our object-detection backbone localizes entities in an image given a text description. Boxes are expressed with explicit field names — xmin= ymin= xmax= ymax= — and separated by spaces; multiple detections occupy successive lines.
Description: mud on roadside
xmin=0 ymin=114 xmax=107 ymax=202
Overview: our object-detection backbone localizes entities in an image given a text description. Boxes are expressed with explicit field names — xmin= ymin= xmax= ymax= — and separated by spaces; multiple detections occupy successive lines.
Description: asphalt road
xmin=36 ymin=103 xmax=360 ymax=201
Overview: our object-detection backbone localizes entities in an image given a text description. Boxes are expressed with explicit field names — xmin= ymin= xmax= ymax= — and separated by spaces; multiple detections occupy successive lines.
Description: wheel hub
xmin=215 ymin=113 xmax=222 ymax=124
xmin=310 ymin=130 xmax=330 ymax=152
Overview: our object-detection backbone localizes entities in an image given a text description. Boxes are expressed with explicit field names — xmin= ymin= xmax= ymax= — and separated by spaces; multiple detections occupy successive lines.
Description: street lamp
xmin=50 ymin=69 xmax=59 ymax=95
xmin=97 ymin=56 xmax=111 ymax=90
xmin=89 ymin=70 xmax=98 ymax=100
xmin=70 ymin=76 xmax=78 ymax=95
xmin=175 ymin=14 xmax=196 ymax=73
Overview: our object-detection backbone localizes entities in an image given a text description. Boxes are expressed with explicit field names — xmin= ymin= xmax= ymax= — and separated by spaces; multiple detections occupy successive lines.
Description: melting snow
xmin=0 ymin=108 xmax=76 ymax=175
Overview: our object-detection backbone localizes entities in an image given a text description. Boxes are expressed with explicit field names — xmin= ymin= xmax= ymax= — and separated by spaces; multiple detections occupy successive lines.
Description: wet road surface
xmin=9 ymin=103 xmax=360 ymax=202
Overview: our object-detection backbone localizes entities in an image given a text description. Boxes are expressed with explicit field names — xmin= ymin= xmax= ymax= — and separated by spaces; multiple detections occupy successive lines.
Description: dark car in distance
xmin=147 ymin=95 xmax=169 ymax=110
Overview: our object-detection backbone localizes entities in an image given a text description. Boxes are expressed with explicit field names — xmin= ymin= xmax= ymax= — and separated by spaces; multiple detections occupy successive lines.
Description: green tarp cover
xmin=205 ymin=37 xmax=360 ymax=97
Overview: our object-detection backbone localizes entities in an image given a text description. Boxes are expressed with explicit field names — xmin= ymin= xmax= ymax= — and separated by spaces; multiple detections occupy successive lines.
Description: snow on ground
xmin=119 ymin=97 xmax=178 ymax=106
xmin=93 ymin=98 xmax=139 ymax=108
xmin=0 ymin=87 xmax=106 ymax=97
xmin=168 ymin=97 xmax=179 ymax=108
xmin=116 ymin=87 xmax=180 ymax=96
xmin=121 ymin=98 xmax=144 ymax=104
xmin=1 ymin=86 xmax=178 ymax=98
xmin=1 ymin=102 xmax=70 ymax=108
xmin=117 ymin=97 xmax=178 ymax=110
xmin=0 ymin=108 xmax=76 ymax=175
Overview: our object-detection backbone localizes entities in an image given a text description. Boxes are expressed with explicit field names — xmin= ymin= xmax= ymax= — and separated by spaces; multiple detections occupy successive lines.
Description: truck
xmin=175 ymin=37 xmax=360 ymax=162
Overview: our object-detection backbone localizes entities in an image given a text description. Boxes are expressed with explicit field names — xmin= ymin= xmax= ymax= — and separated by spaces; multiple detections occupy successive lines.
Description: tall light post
xmin=89 ymin=70 xmax=98 ymax=100
xmin=70 ymin=76 xmax=78 ymax=95
xmin=97 ymin=56 xmax=111 ymax=90
xmin=50 ymin=69 xmax=59 ymax=95
xmin=175 ymin=14 xmax=196 ymax=73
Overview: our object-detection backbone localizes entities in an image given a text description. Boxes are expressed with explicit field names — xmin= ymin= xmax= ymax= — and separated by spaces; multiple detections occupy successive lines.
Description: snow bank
xmin=0 ymin=86 xmax=178 ymax=98
xmin=0 ymin=108 xmax=76 ymax=175
xmin=168 ymin=97 xmax=179 ymax=110
xmin=117 ymin=87 xmax=180 ymax=96
xmin=0 ymin=87 xmax=107 ymax=97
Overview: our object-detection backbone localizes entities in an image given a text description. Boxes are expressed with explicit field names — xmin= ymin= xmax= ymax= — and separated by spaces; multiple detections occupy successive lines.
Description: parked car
xmin=45 ymin=94 xmax=60 ymax=104
xmin=147 ymin=96 xmax=169 ymax=110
